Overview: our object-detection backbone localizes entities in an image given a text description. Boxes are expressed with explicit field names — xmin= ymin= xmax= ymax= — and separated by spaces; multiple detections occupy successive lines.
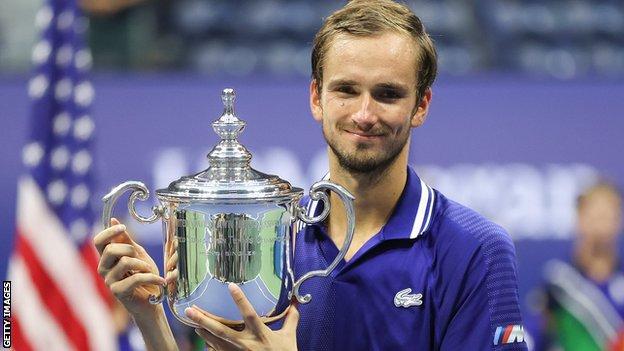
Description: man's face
xmin=310 ymin=31 xmax=431 ymax=174
xmin=578 ymin=189 xmax=622 ymax=246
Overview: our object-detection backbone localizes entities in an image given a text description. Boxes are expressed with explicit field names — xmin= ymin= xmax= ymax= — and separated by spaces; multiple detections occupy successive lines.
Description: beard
xmin=322 ymin=119 xmax=410 ymax=176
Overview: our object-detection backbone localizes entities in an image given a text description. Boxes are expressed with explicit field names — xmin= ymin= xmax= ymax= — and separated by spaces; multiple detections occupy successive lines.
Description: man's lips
xmin=345 ymin=130 xmax=384 ymax=140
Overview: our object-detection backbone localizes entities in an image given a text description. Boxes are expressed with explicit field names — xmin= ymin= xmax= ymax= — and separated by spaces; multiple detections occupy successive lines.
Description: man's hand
xmin=94 ymin=218 xmax=178 ymax=351
xmin=186 ymin=284 xmax=299 ymax=351
xmin=93 ymin=218 xmax=165 ymax=316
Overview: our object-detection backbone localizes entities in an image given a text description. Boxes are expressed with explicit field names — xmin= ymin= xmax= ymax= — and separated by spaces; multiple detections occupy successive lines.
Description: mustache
xmin=338 ymin=121 xmax=391 ymax=136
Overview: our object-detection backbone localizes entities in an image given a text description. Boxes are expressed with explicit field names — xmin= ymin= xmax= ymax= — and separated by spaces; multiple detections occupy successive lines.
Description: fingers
xmin=228 ymin=283 xmax=265 ymax=334
xmin=164 ymin=251 xmax=179 ymax=284
xmin=185 ymin=307 xmax=241 ymax=348
xmin=109 ymin=272 xmax=164 ymax=298
xmin=165 ymin=269 xmax=179 ymax=285
xmin=105 ymin=256 xmax=153 ymax=286
xmin=93 ymin=221 xmax=129 ymax=255
xmin=98 ymin=243 xmax=136 ymax=275
xmin=195 ymin=329 xmax=236 ymax=351
xmin=166 ymin=251 xmax=178 ymax=271
xmin=282 ymin=303 xmax=300 ymax=333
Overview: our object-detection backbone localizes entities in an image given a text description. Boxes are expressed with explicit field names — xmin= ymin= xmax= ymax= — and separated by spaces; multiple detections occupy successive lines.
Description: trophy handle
xmin=291 ymin=180 xmax=355 ymax=304
xmin=102 ymin=181 xmax=166 ymax=304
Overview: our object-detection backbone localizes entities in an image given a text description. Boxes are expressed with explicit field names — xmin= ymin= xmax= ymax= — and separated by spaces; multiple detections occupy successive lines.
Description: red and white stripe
xmin=9 ymin=177 xmax=117 ymax=351
xmin=9 ymin=256 xmax=73 ymax=351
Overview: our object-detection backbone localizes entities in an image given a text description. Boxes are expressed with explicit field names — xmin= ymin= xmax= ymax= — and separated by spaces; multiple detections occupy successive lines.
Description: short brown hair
xmin=577 ymin=180 xmax=622 ymax=210
xmin=311 ymin=0 xmax=438 ymax=100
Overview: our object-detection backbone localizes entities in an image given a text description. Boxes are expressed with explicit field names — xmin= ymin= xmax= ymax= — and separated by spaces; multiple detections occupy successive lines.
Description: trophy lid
xmin=155 ymin=88 xmax=303 ymax=203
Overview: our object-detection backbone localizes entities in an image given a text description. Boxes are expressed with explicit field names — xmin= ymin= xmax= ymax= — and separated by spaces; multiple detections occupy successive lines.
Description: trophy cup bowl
xmin=101 ymin=89 xmax=355 ymax=327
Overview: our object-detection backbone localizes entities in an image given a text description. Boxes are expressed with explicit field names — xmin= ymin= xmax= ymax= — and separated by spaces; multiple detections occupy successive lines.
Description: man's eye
xmin=336 ymin=86 xmax=356 ymax=94
xmin=374 ymin=89 xmax=403 ymax=101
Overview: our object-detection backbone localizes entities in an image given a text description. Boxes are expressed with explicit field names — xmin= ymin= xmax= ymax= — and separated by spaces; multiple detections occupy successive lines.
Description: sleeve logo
xmin=493 ymin=324 xmax=524 ymax=345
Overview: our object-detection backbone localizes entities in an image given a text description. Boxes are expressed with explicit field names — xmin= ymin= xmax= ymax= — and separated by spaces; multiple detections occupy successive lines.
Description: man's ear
xmin=411 ymin=88 xmax=432 ymax=128
xmin=310 ymin=79 xmax=323 ymax=123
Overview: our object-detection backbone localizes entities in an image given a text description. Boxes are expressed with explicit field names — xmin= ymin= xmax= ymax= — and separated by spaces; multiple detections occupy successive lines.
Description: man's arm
xmin=439 ymin=224 xmax=527 ymax=350
xmin=133 ymin=305 xmax=178 ymax=351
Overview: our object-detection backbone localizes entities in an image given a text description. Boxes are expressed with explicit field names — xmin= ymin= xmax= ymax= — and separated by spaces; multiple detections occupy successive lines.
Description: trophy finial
xmin=209 ymin=88 xmax=251 ymax=167
xmin=222 ymin=88 xmax=235 ymax=114
xmin=213 ymin=88 xmax=244 ymax=140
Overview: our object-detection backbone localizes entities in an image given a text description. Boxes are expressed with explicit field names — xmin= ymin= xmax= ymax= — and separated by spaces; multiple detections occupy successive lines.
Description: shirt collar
xmin=381 ymin=166 xmax=436 ymax=240
xmin=304 ymin=166 xmax=436 ymax=240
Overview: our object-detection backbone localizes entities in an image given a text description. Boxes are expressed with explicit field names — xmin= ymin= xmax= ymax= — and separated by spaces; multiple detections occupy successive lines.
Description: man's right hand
xmin=93 ymin=218 xmax=165 ymax=316
xmin=94 ymin=218 xmax=178 ymax=351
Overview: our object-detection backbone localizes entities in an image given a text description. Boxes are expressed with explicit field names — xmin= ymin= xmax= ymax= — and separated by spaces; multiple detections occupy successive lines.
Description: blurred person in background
xmin=0 ymin=0 xmax=40 ymax=71
xmin=543 ymin=181 xmax=624 ymax=351
xmin=80 ymin=0 xmax=146 ymax=15
xmin=80 ymin=0 xmax=170 ymax=71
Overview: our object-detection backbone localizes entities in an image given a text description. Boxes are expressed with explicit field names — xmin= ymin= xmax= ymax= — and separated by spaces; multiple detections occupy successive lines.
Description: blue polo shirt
xmin=289 ymin=167 xmax=527 ymax=350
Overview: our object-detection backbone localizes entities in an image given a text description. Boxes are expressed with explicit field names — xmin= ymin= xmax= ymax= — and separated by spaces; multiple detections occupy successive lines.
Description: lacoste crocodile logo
xmin=394 ymin=288 xmax=423 ymax=308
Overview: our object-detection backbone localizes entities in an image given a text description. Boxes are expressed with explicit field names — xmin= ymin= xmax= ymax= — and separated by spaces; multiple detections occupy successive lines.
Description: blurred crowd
xmin=1 ymin=0 xmax=623 ymax=78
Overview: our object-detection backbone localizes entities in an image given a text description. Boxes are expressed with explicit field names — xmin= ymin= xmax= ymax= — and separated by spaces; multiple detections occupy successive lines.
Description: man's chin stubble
xmin=328 ymin=143 xmax=403 ymax=180
xmin=322 ymin=124 xmax=409 ymax=180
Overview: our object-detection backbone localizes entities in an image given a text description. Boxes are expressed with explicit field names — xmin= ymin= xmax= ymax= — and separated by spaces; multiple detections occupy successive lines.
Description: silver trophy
xmin=101 ymin=89 xmax=355 ymax=327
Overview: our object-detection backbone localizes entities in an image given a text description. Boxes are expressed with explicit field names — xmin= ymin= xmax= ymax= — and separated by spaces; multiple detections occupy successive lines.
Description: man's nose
xmin=351 ymin=93 xmax=378 ymax=130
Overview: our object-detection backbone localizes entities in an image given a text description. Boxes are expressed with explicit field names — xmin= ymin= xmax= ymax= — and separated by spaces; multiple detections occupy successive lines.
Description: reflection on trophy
xmin=101 ymin=88 xmax=355 ymax=327
xmin=207 ymin=213 xmax=262 ymax=284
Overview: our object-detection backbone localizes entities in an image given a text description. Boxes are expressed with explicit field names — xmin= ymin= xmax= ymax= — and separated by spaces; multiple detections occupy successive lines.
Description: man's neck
xmin=325 ymin=150 xmax=409 ymax=260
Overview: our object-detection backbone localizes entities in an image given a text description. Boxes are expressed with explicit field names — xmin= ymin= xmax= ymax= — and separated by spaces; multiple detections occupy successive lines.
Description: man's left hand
xmin=185 ymin=283 xmax=299 ymax=351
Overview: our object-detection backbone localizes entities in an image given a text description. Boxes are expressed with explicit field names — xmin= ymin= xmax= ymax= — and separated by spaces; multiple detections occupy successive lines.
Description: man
xmin=94 ymin=1 xmax=527 ymax=350
xmin=543 ymin=181 xmax=624 ymax=351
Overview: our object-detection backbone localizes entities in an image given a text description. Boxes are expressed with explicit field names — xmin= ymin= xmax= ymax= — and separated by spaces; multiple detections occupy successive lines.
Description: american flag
xmin=7 ymin=0 xmax=116 ymax=350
